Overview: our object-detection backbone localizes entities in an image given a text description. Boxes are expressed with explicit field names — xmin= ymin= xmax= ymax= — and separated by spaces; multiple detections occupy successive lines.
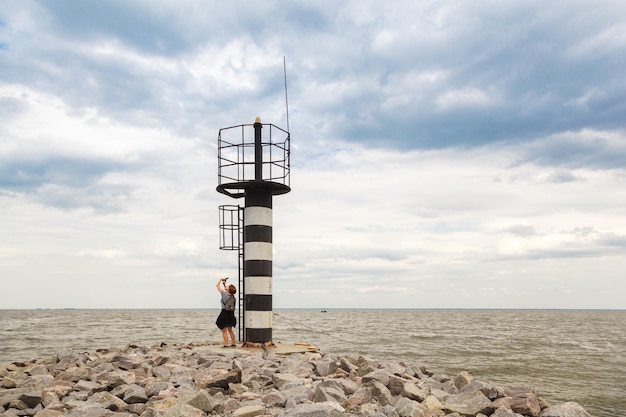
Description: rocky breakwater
xmin=0 ymin=341 xmax=594 ymax=417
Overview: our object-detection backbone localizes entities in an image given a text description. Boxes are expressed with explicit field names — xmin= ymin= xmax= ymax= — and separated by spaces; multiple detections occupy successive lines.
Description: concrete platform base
xmin=198 ymin=342 xmax=318 ymax=355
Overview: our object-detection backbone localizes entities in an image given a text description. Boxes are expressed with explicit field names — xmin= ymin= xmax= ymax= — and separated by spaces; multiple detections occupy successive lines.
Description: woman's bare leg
xmin=221 ymin=328 xmax=229 ymax=346
xmin=227 ymin=327 xmax=236 ymax=345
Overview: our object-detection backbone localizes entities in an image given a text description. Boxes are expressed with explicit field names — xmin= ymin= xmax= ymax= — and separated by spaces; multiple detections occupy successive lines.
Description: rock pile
xmin=0 ymin=341 xmax=593 ymax=417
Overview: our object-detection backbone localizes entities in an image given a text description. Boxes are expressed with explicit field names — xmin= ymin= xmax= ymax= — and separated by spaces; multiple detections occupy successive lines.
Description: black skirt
xmin=216 ymin=309 xmax=237 ymax=329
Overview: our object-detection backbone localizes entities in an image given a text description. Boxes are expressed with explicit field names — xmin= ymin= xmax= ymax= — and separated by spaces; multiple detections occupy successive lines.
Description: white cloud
xmin=269 ymin=138 xmax=625 ymax=308
xmin=0 ymin=85 xmax=195 ymax=163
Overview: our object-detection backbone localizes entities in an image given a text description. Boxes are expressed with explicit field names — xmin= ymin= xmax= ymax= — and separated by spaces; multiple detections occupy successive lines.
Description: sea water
xmin=0 ymin=309 xmax=623 ymax=417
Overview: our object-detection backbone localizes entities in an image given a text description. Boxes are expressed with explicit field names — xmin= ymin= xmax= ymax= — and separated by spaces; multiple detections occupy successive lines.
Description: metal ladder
xmin=218 ymin=205 xmax=245 ymax=341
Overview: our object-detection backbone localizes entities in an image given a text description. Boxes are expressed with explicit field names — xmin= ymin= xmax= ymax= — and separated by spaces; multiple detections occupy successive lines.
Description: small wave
xmin=408 ymin=333 xmax=445 ymax=341
xmin=552 ymin=339 xmax=618 ymax=352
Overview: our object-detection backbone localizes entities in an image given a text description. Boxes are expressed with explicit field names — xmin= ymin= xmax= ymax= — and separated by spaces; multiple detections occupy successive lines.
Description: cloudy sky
xmin=1 ymin=1 xmax=625 ymax=310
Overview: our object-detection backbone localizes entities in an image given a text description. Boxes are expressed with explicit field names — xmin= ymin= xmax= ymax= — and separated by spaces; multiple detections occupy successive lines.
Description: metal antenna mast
xmin=283 ymin=56 xmax=290 ymax=133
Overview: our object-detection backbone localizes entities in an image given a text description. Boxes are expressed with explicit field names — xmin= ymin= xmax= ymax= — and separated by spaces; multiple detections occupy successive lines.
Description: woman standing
xmin=215 ymin=278 xmax=237 ymax=347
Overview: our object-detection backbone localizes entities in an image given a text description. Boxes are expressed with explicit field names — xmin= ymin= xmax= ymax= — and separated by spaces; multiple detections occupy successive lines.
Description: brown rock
xmin=41 ymin=381 xmax=74 ymax=399
xmin=215 ymin=397 xmax=240 ymax=414
xmin=41 ymin=391 xmax=60 ymax=408
xmin=493 ymin=397 xmax=511 ymax=409
xmin=454 ymin=371 xmax=474 ymax=389
xmin=73 ymin=380 xmax=103 ymax=393
xmin=422 ymin=395 xmax=444 ymax=412
xmin=205 ymin=369 xmax=242 ymax=390
xmin=314 ymin=386 xmax=347 ymax=405
xmin=362 ymin=369 xmax=390 ymax=386
xmin=145 ymin=381 xmax=170 ymax=397
xmin=34 ymin=410 xmax=64 ymax=417
xmin=156 ymin=402 xmax=208 ymax=417
xmin=510 ymin=392 xmax=541 ymax=417
xmin=185 ymin=389 xmax=216 ymax=412
xmin=271 ymin=373 xmax=305 ymax=390
xmin=2 ymin=376 xmax=18 ymax=388
xmin=9 ymin=398 xmax=30 ymax=411
xmin=111 ymin=355 xmax=143 ymax=370
xmin=402 ymin=382 xmax=428 ymax=402
xmin=346 ymin=387 xmax=373 ymax=408
xmin=388 ymin=374 xmax=407 ymax=395
xmin=366 ymin=380 xmax=395 ymax=406
xmin=232 ymin=404 xmax=266 ymax=417
xmin=395 ymin=396 xmax=430 ymax=417
xmin=61 ymin=366 xmax=90 ymax=382
xmin=492 ymin=407 xmax=521 ymax=417
xmin=461 ymin=380 xmax=499 ymax=400
xmin=338 ymin=357 xmax=358 ymax=374
xmin=152 ymin=365 xmax=171 ymax=380
xmin=28 ymin=364 xmax=49 ymax=376
xmin=123 ymin=383 xmax=149 ymax=404
xmin=315 ymin=359 xmax=337 ymax=376
xmin=18 ymin=391 xmax=42 ymax=408
xmin=93 ymin=391 xmax=127 ymax=411
xmin=262 ymin=391 xmax=286 ymax=407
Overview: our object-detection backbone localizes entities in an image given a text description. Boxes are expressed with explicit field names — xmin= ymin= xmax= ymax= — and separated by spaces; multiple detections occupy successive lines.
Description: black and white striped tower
xmin=217 ymin=117 xmax=290 ymax=344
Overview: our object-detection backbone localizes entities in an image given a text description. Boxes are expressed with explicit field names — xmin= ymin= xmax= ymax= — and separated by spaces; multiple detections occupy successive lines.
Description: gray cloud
xmin=512 ymin=131 xmax=626 ymax=169
xmin=501 ymin=225 xmax=536 ymax=237
xmin=0 ymin=157 xmax=121 ymax=190
xmin=545 ymin=170 xmax=580 ymax=184
xmin=2 ymin=1 xmax=625 ymax=153
xmin=597 ymin=232 xmax=626 ymax=248
xmin=34 ymin=182 xmax=138 ymax=213
xmin=40 ymin=1 xmax=189 ymax=55
xmin=0 ymin=156 xmax=141 ymax=213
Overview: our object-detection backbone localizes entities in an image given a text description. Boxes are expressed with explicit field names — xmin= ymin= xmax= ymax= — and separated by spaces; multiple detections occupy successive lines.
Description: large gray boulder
xmin=278 ymin=401 xmax=345 ymax=417
xmin=33 ymin=409 xmax=64 ymax=417
xmin=388 ymin=374 xmax=408 ymax=395
xmin=492 ymin=406 xmax=525 ymax=417
xmin=232 ymin=404 xmax=266 ymax=417
xmin=313 ymin=386 xmax=347 ymax=405
xmin=262 ymin=391 xmax=287 ymax=407
xmin=460 ymin=380 xmax=499 ymax=400
xmin=324 ymin=377 xmax=358 ymax=395
xmin=365 ymin=380 xmax=395 ymax=406
xmin=314 ymin=359 xmax=337 ymax=377
xmin=402 ymin=382 xmax=428 ymax=402
xmin=346 ymin=387 xmax=373 ymax=408
xmin=122 ymin=384 xmax=148 ymax=404
xmin=362 ymin=369 xmax=391 ymax=386
xmin=73 ymin=380 xmax=103 ymax=394
xmin=394 ymin=396 xmax=430 ymax=417
xmin=145 ymin=381 xmax=170 ymax=397
xmin=539 ymin=402 xmax=592 ymax=417
xmin=284 ymin=385 xmax=315 ymax=409
xmin=443 ymin=391 xmax=495 ymax=416
xmin=156 ymin=402 xmax=208 ymax=417
xmin=272 ymin=373 xmax=308 ymax=390
xmin=204 ymin=369 xmax=242 ymax=389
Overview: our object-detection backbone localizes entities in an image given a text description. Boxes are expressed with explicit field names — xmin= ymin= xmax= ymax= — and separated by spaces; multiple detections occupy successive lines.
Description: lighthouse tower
xmin=216 ymin=117 xmax=290 ymax=344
